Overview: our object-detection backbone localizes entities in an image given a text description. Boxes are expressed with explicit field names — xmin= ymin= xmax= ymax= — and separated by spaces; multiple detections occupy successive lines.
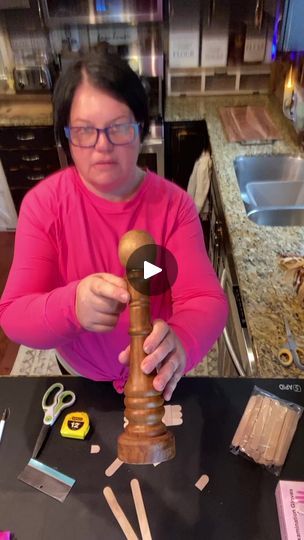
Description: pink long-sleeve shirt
xmin=0 ymin=167 xmax=228 ymax=389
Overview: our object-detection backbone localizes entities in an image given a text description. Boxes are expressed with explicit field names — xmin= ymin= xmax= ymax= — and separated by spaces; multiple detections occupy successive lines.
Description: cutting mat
xmin=1 ymin=376 xmax=304 ymax=539
xmin=219 ymin=106 xmax=281 ymax=143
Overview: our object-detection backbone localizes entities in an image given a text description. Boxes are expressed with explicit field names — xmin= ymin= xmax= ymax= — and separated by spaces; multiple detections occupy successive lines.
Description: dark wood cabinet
xmin=164 ymin=120 xmax=210 ymax=190
xmin=0 ymin=126 xmax=60 ymax=213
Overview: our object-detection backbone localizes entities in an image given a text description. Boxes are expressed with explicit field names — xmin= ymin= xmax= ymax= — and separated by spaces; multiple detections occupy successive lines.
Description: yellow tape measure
xmin=60 ymin=412 xmax=90 ymax=440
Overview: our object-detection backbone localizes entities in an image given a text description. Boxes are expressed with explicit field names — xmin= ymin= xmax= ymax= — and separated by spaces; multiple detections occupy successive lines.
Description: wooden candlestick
xmin=117 ymin=230 xmax=176 ymax=464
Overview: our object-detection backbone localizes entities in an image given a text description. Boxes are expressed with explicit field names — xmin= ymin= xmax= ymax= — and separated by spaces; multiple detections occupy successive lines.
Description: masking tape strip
xmin=195 ymin=474 xmax=209 ymax=492
xmin=105 ymin=457 xmax=123 ymax=477
xmin=103 ymin=486 xmax=139 ymax=540
xmin=130 ymin=479 xmax=152 ymax=540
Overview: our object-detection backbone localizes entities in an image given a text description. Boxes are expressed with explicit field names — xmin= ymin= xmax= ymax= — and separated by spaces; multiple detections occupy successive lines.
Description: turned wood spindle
xmin=117 ymin=230 xmax=175 ymax=464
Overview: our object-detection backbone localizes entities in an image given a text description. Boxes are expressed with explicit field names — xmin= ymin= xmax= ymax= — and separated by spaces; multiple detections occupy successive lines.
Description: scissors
xmin=278 ymin=316 xmax=304 ymax=371
xmin=32 ymin=382 xmax=76 ymax=459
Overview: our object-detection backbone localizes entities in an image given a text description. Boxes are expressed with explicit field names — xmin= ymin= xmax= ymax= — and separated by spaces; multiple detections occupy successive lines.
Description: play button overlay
xmin=125 ymin=244 xmax=178 ymax=296
xmin=144 ymin=260 xmax=162 ymax=279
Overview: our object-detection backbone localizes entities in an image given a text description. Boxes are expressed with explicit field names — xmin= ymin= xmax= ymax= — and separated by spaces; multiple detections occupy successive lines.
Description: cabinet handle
xmin=26 ymin=174 xmax=45 ymax=181
xmin=16 ymin=133 xmax=35 ymax=141
xmin=177 ymin=130 xmax=188 ymax=139
xmin=21 ymin=154 xmax=40 ymax=162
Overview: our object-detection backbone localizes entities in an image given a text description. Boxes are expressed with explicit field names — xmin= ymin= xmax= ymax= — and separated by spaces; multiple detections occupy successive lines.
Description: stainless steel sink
xmin=234 ymin=155 xmax=304 ymax=226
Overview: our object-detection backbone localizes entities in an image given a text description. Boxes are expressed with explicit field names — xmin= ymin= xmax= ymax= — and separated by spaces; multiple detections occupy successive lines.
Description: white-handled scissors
xmin=42 ymin=382 xmax=76 ymax=426
xmin=32 ymin=382 xmax=76 ymax=459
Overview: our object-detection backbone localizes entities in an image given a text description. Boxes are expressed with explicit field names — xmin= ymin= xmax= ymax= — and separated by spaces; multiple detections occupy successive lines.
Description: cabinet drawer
xmin=0 ymin=147 xmax=60 ymax=170
xmin=0 ymin=126 xmax=56 ymax=150
xmin=5 ymin=166 xmax=55 ymax=188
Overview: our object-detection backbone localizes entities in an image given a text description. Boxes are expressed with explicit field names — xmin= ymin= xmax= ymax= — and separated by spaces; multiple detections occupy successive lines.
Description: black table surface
xmin=0 ymin=376 xmax=303 ymax=540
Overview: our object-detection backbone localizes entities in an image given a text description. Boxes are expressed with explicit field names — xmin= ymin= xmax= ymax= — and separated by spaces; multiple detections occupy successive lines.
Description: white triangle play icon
xmin=144 ymin=260 xmax=162 ymax=280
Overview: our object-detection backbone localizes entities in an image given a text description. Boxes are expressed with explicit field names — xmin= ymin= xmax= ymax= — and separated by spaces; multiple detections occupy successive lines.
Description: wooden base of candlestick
xmin=118 ymin=430 xmax=175 ymax=465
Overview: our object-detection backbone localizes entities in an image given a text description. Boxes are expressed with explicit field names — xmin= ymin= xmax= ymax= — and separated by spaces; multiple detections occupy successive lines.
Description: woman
xmin=0 ymin=50 xmax=228 ymax=400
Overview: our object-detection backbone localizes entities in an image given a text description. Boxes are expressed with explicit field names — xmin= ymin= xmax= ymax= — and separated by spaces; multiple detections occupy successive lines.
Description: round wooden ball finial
xmin=117 ymin=229 xmax=176 ymax=465
xmin=118 ymin=230 xmax=155 ymax=268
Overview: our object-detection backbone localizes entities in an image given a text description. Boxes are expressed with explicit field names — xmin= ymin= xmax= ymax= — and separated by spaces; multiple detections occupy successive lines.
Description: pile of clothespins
xmin=279 ymin=255 xmax=304 ymax=303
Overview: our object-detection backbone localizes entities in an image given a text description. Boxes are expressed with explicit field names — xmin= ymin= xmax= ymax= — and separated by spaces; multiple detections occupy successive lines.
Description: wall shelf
xmin=167 ymin=63 xmax=272 ymax=96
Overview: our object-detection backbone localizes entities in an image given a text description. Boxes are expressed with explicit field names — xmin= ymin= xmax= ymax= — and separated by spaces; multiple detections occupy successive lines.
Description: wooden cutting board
xmin=219 ymin=106 xmax=281 ymax=143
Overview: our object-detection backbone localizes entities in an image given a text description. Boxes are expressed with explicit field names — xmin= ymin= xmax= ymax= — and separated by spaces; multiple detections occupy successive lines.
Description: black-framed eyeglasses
xmin=64 ymin=122 xmax=141 ymax=148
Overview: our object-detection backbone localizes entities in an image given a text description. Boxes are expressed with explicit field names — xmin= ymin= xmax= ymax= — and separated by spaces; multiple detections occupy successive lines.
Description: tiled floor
xmin=188 ymin=343 xmax=219 ymax=378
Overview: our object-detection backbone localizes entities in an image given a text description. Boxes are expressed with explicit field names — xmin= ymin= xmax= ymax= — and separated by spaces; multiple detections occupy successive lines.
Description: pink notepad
xmin=276 ymin=480 xmax=304 ymax=539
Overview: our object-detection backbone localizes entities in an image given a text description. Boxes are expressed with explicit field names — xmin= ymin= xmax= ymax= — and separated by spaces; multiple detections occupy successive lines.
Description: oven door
xmin=138 ymin=140 xmax=164 ymax=177
xmin=138 ymin=124 xmax=164 ymax=177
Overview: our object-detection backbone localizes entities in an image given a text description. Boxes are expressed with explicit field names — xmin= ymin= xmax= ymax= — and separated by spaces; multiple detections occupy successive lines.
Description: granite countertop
xmin=0 ymin=94 xmax=53 ymax=126
xmin=166 ymin=94 xmax=304 ymax=378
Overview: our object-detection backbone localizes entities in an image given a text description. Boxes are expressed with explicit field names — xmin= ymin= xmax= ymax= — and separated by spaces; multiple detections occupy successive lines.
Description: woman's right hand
xmin=75 ymin=273 xmax=129 ymax=332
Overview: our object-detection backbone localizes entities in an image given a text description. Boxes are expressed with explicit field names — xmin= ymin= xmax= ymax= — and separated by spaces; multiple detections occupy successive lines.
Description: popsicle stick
xmin=105 ymin=457 xmax=123 ymax=477
xmin=90 ymin=444 xmax=101 ymax=454
xmin=195 ymin=474 xmax=209 ymax=492
xmin=273 ymin=408 xmax=300 ymax=466
xmin=130 ymin=479 xmax=152 ymax=540
xmin=242 ymin=395 xmax=264 ymax=451
xmin=162 ymin=405 xmax=183 ymax=426
xmin=254 ymin=399 xmax=275 ymax=464
xmin=238 ymin=395 xmax=263 ymax=451
xmin=248 ymin=397 xmax=271 ymax=454
xmin=103 ymin=486 xmax=139 ymax=540
xmin=262 ymin=401 xmax=287 ymax=463
xmin=231 ymin=395 xmax=257 ymax=448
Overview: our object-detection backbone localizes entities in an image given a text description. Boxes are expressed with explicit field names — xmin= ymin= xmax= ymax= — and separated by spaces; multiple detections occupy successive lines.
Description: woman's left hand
xmin=118 ymin=319 xmax=186 ymax=401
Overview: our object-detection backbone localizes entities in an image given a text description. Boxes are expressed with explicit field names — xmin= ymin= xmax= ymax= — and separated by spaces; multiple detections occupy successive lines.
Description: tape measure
xmin=60 ymin=412 xmax=90 ymax=440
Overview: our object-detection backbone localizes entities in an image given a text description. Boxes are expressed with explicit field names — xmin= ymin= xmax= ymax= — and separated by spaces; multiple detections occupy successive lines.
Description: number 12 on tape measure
xmin=60 ymin=412 xmax=90 ymax=440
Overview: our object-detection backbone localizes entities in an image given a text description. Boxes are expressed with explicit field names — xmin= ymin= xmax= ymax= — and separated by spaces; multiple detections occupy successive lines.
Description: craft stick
xmin=246 ymin=396 xmax=272 ymax=461
xmin=162 ymin=405 xmax=183 ymax=426
xmin=103 ymin=486 xmax=139 ymax=540
xmin=90 ymin=444 xmax=101 ymax=454
xmin=235 ymin=395 xmax=263 ymax=450
xmin=231 ymin=395 xmax=257 ymax=447
xmin=105 ymin=457 xmax=123 ymax=477
xmin=261 ymin=401 xmax=287 ymax=463
xmin=255 ymin=399 xmax=276 ymax=464
xmin=195 ymin=474 xmax=209 ymax=492
xmin=273 ymin=408 xmax=300 ymax=467
xmin=130 ymin=479 xmax=152 ymax=540
xmin=241 ymin=395 xmax=264 ymax=451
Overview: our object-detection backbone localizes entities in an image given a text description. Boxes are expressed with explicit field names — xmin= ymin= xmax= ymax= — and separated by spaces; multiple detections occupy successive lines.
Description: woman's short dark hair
xmin=53 ymin=48 xmax=150 ymax=155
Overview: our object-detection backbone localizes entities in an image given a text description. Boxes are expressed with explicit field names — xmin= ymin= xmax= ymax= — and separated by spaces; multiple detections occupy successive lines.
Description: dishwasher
xmin=208 ymin=169 xmax=256 ymax=377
